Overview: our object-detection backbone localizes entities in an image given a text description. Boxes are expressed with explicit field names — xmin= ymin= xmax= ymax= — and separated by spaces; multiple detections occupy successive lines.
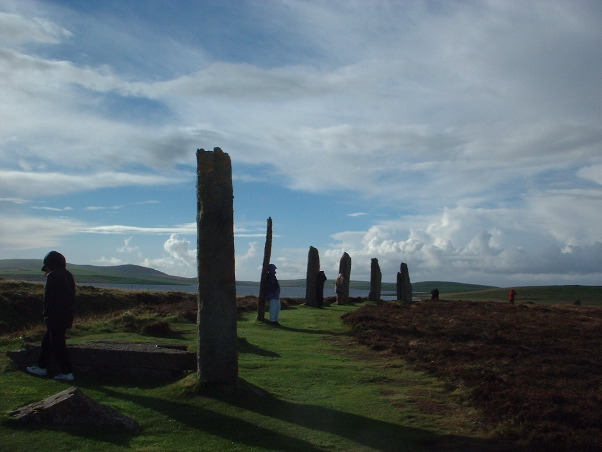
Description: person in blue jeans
xmin=27 ymin=251 xmax=76 ymax=381
xmin=265 ymin=263 xmax=281 ymax=325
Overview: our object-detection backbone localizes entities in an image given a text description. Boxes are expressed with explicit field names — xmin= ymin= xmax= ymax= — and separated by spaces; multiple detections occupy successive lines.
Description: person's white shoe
xmin=54 ymin=373 xmax=75 ymax=382
xmin=26 ymin=365 xmax=48 ymax=377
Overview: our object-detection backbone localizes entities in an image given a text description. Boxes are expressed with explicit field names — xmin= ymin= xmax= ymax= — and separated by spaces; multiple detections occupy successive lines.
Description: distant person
xmin=315 ymin=271 xmax=327 ymax=308
xmin=508 ymin=288 xmax=517 ymax=304
xmin=335 ymin=273 xmax=345 ymax=305
xmin=265 ymin=263 xmax=281 ymax=325
xmin=431 ymin=288 xmax=440 ymax=301
xmin=27 ymin=251 xmax=76 ymax=381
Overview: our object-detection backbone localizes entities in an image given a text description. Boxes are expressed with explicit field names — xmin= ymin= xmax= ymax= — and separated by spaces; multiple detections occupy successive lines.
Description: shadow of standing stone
xmin=9 ymin=387 xmax=139 ymax=431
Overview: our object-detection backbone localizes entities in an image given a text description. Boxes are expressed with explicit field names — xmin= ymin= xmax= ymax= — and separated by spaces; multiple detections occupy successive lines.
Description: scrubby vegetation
xmin=342 ymin=300 xmax=602 ymax=451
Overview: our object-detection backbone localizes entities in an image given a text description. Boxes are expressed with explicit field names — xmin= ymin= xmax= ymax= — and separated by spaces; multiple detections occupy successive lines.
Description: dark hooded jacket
xmin=265 ymin=264 xmax=280 ymax=300
xmin=42 ymin=251 xmax=76 ymax=329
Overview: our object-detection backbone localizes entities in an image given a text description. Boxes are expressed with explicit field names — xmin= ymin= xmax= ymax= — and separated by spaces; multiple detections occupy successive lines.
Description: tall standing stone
xmin=305 ymin=246 xmax=320 ymax=307
xmin=396 ymin=262 xmax=412 ymax=303
xmin=196 ymin=147 xmax=237 ymax=386
xmin=368 ymin=258 xmax=382 ymax=302
xmin=257 ymin=217 xmax=273 ymax=321
xmin=338 ymin=252 xmax=352 ymax=305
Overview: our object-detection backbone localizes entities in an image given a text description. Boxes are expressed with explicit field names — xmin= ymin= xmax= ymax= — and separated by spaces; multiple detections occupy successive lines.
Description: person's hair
xmin=42 ymin=251 xmax=67 ymax=271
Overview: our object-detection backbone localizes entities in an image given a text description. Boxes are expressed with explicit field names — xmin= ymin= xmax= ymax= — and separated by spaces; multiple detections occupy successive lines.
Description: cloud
xmin=95 ymin=256 xmax=124 ymax=266
xmin=236 ymin=241 xmax=259 ymax=279
xmin=1 ymin=1 xmax=601 ymax=286
xmin=84 ymin=223 xmax=196 ymax=236
xmin=0 ymin=11 xmax=71 ymax=46
xmin=0 ymin=170 xmax=187 ymax=198
xmin=317 ymin=204 xmax=602 ymax=286
xmin=139 ymin=233 xmax=196 ymax=276
xmin=0 ymin=214 xmax=86 ymax=250
xmin=163 ymin=234 xmax=195 ymax=266
xmin=117 ymin=236 xmax=140 ymax=255
xmin=578 ymin=165 xmax=602 ymax=185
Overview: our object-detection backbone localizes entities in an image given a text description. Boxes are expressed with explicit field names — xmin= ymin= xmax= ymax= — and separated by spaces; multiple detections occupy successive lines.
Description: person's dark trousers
xmin=38 ymin=328 xmax=72 ymax=373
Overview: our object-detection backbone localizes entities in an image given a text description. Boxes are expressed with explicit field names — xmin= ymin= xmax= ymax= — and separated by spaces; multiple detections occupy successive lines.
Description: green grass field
xmin=1 ymin=281 xmax=600 ymax=451
xmin=1 ymin=299 xmax=517 ymax=451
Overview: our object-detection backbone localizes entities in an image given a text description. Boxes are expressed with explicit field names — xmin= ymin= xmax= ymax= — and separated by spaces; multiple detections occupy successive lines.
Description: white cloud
xmin=163 ymin=234 xmax=195 ymax=266
xmin=578 ymin=165 xmax=602 ymax=185
xmin=317 ymin=204 xmax=602 ymax=286
xmin=1 ymin=1 xmax=601 ymax=286
xmin=95 ymin=256 xmax=124 ymax=266
xmin=235 ymin=241 xmax=259 ymax=280
xmin=0 ymin=170 xmax=187 ymax=198
xmin=0 ymin=11 xmax=71 ymax=46
xmin=0 ymin=214 xmax=86 ymax=250
xmin=117 ymin=237 xmax=140 ymax=255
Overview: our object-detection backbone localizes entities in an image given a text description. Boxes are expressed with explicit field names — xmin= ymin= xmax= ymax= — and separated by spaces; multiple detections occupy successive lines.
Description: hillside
xmin=0 ymin=260 xmax=195 ymax=285
xmin=0 ymin=259 xmax=495 ymax=292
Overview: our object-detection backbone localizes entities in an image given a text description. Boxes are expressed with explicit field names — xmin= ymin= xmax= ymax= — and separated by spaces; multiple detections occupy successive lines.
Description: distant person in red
xmin=508 ymin=289 xmax=517 ymax=304
xmin=27 ymin=251 xmax=76 ymax=381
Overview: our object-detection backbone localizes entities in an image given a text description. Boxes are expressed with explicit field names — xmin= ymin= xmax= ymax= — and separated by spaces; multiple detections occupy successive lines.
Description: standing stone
xmin=396 ymin=262 xmax=412 ymax=303
xmin=316 ymin=271 xmax=327 ymax=308
xmin=338 ymin=252 xmax=352 ymax=305
xmin=196 ymin=148 xmax=237 ymax=386
xmin=257 ymin=217 xmax=273 ymax=321
xmin=305 ymin=246 xmax=320 ymax=307
xmin=368 ymin=258 xmax=382 ymax=302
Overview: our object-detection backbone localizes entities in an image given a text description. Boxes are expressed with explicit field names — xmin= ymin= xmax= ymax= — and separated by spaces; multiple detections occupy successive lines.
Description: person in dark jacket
xmin=27 ymin=251 xmax=76 ymax=381
xmin=265 ymin=263 xmax=281 ymax=325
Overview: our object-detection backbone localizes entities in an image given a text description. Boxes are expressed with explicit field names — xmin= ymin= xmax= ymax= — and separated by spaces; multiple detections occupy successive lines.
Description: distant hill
xmin=0 ymin=259 xmax=495 ymax=292
xmin=0 ymin=259 xmax=195 ymax=285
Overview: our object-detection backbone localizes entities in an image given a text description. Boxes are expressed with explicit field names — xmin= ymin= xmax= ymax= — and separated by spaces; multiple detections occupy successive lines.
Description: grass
xmin=0 ymin=282 xmax=513 ymax=452
xmin=1 ymin=281 xmax=600 ymax=451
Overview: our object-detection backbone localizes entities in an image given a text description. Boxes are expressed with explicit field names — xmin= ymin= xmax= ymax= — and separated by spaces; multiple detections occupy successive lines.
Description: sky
xmin=1 ymin=0 xmax=601 ymax=287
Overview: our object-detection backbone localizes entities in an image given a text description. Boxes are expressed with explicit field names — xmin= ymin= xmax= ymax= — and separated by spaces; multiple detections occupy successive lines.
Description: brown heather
xmin=342 ymin=300 xmax=602 ymax=451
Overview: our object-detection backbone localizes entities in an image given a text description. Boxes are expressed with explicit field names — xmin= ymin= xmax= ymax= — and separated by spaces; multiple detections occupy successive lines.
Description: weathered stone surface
xmin=305 ymin=246 xmax=320 ymax=307
xmin=396 ymin=262 xmax=413 ymax=303
xmin=8 ymin=341 xmax=196 ymax=381
xmin=257 ymin=217 xmax=273 ymax=321
xmin=368 ymin=258 xmax=382 ymax=302
xmin=9 ymin=387 xmax=139 ymax=430
xmin=315 ymin=271 xmax=327 ymax=308
xmin=338 ymin=252 xmax=352 ymax=305
xmin=196 ymin=148 xmax=238 ymax=386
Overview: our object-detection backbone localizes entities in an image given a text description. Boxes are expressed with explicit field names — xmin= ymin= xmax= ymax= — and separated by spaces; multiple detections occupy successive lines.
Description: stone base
xmin=7 ymin=340 xmax=196 ymax=381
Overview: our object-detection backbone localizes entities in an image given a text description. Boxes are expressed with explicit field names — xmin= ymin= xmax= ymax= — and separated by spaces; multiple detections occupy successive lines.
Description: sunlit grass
xmin=0 ymin=297 xmax=509 ymax=452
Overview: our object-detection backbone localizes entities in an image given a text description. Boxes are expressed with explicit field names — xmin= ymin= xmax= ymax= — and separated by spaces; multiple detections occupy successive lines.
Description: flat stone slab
xmin=7 ymin=340 xmax=196 ymax=381
xmin=9 ymin=386 xmax=139 ymax=430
